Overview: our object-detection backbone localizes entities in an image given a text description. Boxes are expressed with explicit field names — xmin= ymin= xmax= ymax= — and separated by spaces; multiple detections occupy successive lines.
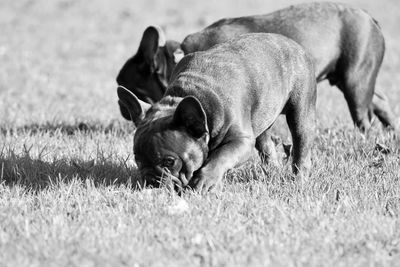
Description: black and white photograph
xmin=0 ymin=0 xmax=399 ymax=266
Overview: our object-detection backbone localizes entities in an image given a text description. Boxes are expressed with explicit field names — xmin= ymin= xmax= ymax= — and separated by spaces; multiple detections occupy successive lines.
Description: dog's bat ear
xmin=173 ymin=96 xmax=208 ymax=138
xmin=138 ymin=26 xmax=166 ymax=67
xmin=119 ymin=104 xmax=134 ymax=121
xmin=117 ymin=86 xmax=151 ymax=124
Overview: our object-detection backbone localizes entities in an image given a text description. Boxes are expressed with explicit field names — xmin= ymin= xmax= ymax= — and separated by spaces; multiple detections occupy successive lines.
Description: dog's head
xmin=116 ymin=26 xmax=183 ymax=120
xmin=117 ymin=86 xmax=209 ymax=190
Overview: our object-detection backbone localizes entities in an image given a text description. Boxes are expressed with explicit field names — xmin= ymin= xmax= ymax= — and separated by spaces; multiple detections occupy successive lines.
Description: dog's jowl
xmin=117 ymin=2 xmax=395 ymax=131
xmin=118 ymin=33 xmax=316 ymax=192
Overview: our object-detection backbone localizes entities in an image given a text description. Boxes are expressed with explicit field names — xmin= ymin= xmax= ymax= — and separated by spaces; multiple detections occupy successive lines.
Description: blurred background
xmin=0 ymin=0 xmax=399 ymax=129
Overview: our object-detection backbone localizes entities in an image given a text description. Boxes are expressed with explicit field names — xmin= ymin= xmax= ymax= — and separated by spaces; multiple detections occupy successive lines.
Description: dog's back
xmin=181 ymin=2 xmax=381 ymax=80
xmin=167 ymin=33 xmax=315 ymax=137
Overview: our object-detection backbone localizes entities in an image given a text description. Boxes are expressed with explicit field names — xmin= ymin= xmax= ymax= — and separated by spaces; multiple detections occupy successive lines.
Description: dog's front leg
xmin=190 ymin=136 xmax=255 ymax=192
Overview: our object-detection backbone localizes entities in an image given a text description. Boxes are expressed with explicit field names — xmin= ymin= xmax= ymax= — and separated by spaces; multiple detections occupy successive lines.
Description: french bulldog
xmin=116 ymin=2 xmax=396 ymax=132
xmin=118 ymin=33 xmax=316 ymax=192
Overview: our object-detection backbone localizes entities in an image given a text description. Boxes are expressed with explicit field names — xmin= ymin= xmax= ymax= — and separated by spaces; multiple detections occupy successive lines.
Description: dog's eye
xmin=162 ymin=157 xmax=175 ymax=168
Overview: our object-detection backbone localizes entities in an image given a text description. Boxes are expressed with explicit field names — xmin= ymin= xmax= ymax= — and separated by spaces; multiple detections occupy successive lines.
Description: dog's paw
xmin=189 ymin=168 xmax=222 ymax=193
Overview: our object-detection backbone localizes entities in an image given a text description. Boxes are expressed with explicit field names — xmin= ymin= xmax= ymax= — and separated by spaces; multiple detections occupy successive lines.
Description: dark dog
xmin=118 ymin=33 xmax=316 ymax=192
xmin=116 ymin=2 xmax=396 ymax=131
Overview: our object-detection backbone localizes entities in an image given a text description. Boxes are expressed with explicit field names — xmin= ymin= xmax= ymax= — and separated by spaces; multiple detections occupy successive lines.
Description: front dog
xmin=117 ymin=2 xmax=395 ymax=131
xmin=118 ymin=33 xmax=316 ymax=192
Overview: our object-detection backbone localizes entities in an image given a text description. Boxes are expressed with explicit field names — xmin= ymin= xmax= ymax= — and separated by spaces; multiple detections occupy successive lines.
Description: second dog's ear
xmin=138 ymin=26 xmax=166 ymax=67
xmin=117 ymin=86 xmax=151 ymax=124
xmin=173 ymin=48 xmax=185 ymax=63
xmin=173 ymin=96 xmax=208 ymax=138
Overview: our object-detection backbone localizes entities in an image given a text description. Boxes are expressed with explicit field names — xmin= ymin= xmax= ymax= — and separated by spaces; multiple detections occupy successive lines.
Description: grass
xmin=0 ymin=0 xmax=400 ymax=266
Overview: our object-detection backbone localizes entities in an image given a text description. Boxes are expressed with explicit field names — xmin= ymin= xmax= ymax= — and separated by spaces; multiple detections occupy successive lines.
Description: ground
xmin=0 ymin=0 xmax=400 ymax=266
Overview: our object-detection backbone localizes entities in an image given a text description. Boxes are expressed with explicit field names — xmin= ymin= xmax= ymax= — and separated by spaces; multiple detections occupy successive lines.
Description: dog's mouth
xmin=141 ymin=168 xmax=184 ymax=192
xmin=160 ymin=168 xmax=183 ymax=191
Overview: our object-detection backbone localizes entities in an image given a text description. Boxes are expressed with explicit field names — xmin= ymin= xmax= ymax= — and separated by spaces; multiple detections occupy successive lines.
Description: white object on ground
xmin=167 ymin=198 xmax=190 ymax=215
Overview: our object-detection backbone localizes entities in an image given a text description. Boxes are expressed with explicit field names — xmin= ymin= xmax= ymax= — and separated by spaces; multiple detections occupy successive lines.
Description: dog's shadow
xmin=0 ymin=148 xmax=143 ymax=191
xmin=0 ymin=120 xmax=134 ymax=136
xmin=0 ymin=121 xmax=142 ymax=191
xmin=0 ymin=150 xmax=142 ymax=191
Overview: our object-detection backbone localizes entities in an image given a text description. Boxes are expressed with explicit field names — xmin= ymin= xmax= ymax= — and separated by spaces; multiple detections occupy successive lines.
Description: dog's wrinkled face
xmin=117 ymin=85 xmax=209 ymax=190
xmin=134 ymin=125 xmax=207 ymax=189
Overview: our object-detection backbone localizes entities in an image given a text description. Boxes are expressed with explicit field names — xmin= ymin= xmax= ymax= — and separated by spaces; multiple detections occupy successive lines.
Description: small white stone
xmin=167 ymin=198 xmax=189 ymax=215
xmin=142 ymin=188 xmax=153 ymax=197
xmin=136 ymin=188 xmax=153 ymax=200
xmin=0 ymin=46 xmax=7 ymax=56
xmin=191 ymin=233 xmax=203 ymax=245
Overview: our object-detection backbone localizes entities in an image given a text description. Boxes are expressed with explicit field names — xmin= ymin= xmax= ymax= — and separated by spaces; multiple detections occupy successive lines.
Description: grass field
xmin=1 ymin=0 xmax=400 ymax=266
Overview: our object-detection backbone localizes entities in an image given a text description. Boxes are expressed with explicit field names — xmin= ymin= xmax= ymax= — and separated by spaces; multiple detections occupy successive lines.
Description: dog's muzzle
xmin=141 ymin=168 xmax=183 ymax=191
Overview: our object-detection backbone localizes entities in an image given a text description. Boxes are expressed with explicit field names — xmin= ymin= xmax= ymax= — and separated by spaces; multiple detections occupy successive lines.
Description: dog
xmin=118 ymin=33 xmax=316 ymax=192
xmin=116 ymin=2 xmax=396 ymax=132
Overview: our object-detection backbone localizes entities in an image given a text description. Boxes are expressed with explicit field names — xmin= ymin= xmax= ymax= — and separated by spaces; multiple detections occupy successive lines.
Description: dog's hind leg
xmin=285 ymin=82 xmax=316 ymax=176
xmin=255 ymin=130 xmax=280 ymax=167
xmin=285 ymin=111 xmax=315 ymax=176
xmin=335 ymin=20 xmax=396 ymax=131
xmin=372 ymin=90 xmax=398 ymax=130
xmin=335 ymin=75 xmax=373 ymax=133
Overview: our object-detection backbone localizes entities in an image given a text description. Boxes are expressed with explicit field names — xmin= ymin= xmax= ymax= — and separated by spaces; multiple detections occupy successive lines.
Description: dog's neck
xmin=139 ymin=95 xmax=188 ymax=132
xmin=148 ymin=96 xmax=182 ymax=120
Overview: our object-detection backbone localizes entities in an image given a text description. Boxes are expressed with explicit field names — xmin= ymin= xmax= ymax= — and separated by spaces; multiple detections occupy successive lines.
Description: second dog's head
xmin=116 ymin=26 xmax=183 ymax=120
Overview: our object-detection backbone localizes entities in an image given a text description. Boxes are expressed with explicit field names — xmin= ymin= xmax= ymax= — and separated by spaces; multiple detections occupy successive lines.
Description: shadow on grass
xmin=0 ymin=149 xmax=142 ymax=191
xmin=0 ymin=120 xmax=135 ymax=136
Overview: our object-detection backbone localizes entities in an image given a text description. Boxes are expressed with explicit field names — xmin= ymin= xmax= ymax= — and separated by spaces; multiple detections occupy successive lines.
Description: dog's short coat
xmin=118 ymin=33 xmax=316 ymax=191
